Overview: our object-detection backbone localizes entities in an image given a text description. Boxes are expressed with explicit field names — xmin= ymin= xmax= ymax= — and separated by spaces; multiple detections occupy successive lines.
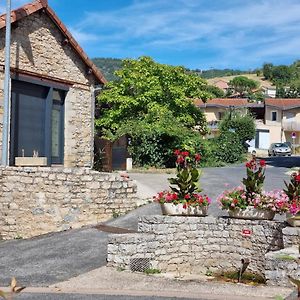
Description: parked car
xmin=268 ymin=143 xmax=292 ymax=156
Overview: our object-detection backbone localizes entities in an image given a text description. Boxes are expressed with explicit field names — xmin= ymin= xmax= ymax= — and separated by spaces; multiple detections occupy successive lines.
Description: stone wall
xmin=282 ymin=227 xmax=300 ymax=248
xmin=107 ymin=215 xmax=285 ymax=277
xmin=265 ymin=247 xmax=300 ymax=287
xmin=0 ymin=167 xmax=137 ymax=240
xmin=0 ymin=11 xmax=99 ymax=167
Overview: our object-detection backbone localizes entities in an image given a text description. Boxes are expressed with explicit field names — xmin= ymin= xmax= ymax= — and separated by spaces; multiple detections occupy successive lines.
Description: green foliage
xmin=213 ymin=132 xmax=245 ymax=164
xmin=168 ymin=150 xmax=202 ymax=198
xmin=228 ymin=76 xmax=258 ymax=96
xmin=263 ymin=60 xmax=300 ymax=97
xmin=204 ymin=85 xmax=225 ymax=97
xmin=92 ymin=57 xmax=123 ymax=81
xmin=219 ymin=110 xmax=256 ymax=146
xmin=242 ymin=160 xmax=266 ymax=196
xmin=96 ymin=56 xmax=211 ymax=167
xmin=144 ymin=268 xmax=161 ymax=275
xmin=197 ymin=68 xmax=254 ymax=79
xmin=284 ymin=170 xmax=300 ymax=201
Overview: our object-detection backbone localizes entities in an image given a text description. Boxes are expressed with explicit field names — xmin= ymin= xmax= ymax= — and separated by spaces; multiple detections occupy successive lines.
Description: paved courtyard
xmin=0 ymin=156 xmax=298 ymax=298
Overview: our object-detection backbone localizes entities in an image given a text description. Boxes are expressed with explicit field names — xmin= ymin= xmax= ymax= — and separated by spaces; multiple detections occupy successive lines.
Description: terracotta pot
xmin=160 ymin=203 xmax=208 ymax=216
xmin=286 ymin=212 xmax=300 ymax=227
xmin=228 ymin=206 xmax=275 ymax=220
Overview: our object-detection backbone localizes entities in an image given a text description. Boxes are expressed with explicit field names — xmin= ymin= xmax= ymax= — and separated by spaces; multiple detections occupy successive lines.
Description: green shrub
xmin=213 ymin=132 xmax=245 ymax=163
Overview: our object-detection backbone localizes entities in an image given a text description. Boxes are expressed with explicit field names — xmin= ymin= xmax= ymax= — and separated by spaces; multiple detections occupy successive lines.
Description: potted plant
xmin=154 ymin=150 xmax=211 ymax=216
xmin=284 ymin=170 xmax=300 ymax=226
xmin=218 ymin=158 xmax=289 ymax=220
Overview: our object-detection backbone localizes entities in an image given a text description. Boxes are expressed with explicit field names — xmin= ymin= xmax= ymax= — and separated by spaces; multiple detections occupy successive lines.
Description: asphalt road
xmin=0 ymin=156 xmax=298 ymax=290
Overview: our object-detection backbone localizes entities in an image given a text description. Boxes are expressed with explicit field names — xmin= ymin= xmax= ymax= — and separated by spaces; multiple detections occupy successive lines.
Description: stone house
xmin=0 ymin=0 xmax=106 ymax=167
xmin=0 ymin=0 xmax=137 ymax=240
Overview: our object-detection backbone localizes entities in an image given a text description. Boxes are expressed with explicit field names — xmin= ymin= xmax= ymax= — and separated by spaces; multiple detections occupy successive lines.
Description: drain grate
xmin=94 ymin=224 xmax=137 ymax=234
xmin=130 ymin=258 xmax=151 ymax=272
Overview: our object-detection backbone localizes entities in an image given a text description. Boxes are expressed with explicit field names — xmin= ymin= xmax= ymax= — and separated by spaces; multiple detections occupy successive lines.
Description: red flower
xmin=295 ymin=175 xmax=300 ymax=183
xmin=245 ymin=162 xmax=251 ymax=168
xmin=184 ymin=194 xmax=191 ymax=200
xmin=176 ymin=156 xmax=185 ymax=164
xmin=181 ymin=151 xmax=189 ymax=157
xmin=174 ymin=149 xmax=181 ymax=156
xmin=195 ymin=153 xmax=201 ymax=162
xmin=259 ymin=160 xmax=266 ymax=167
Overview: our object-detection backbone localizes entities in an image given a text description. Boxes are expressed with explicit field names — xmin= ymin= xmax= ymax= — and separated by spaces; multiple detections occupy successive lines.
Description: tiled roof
xmin=265 ymin=98 xmax=300 ymax=110
xmin=194 ymin=98 xmax=248 ymax=108
xmin=0 ymin=0 xmax=106 ymax=84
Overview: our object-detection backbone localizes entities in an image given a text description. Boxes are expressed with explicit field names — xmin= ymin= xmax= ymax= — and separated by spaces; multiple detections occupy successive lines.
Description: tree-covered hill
xmin=92 ymin=57 xmax=253 ymax=82
xmin=92 ymin=58 xmax=123 ymax=81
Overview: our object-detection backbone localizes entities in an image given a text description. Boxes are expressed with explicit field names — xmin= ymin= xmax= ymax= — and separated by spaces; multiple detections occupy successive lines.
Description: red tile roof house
xmin=194 ymin=98 xmax=250 ymax=137
xmin=0 ymin=0 xmax=137 ymax=240
xmin=264 ymin=98 xmax=300 ymax=148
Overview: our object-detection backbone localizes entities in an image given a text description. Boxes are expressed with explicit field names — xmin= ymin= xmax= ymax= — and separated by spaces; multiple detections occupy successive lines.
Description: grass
xmin=214 ymin=271 xmax=266 ymax=285
xmin=275 ymin=254 xmax=297 ymax=261
xmin=144 ymin=268 xmax=161 ymax=275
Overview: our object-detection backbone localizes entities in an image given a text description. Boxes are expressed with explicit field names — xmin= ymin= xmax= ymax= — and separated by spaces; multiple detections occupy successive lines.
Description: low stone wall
xmin=107 ymin=215 xmax=285 ymax=277
xmin=0 ymin=167 xmax=137 ymax=239
xmin=265 ymin=247 xmax=300 ymax=287
xmin=282 ymin=227 xmax=300 ymax=248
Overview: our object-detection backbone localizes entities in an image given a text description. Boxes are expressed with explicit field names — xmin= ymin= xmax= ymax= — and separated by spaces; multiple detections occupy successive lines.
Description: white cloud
xmin=71 ymin=0 xmax=300 ymax=68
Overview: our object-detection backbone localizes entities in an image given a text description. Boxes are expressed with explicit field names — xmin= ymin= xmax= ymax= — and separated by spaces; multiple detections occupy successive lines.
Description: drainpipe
xmin=1 ymin=0 xmax=11 ymax=166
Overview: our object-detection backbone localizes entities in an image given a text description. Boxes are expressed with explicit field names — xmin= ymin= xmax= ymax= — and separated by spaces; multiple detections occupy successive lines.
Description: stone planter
xmin=228 ymin=206 xmax=275 ymax=220
xmin=286 ymin=212 xmax=300 ymax=227
xmin=160 ymin=203 xmax=208 ymax=216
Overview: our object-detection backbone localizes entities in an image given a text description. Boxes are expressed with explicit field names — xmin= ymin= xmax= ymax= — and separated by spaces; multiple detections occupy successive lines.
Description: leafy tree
xmin=96 ymin=56 xmax=212 ymax=167
xmin=228 ymin=76 xmax=258 ymax=97
xmin=218 ymin=109 xmax=256 ymax=147
xmin=262 ymin=63 xmax=274 ymax=80
xmin=204 ymin=85 xmax=225 ymax=97
xmin=272 ymin=65 xmax=293 ymax=85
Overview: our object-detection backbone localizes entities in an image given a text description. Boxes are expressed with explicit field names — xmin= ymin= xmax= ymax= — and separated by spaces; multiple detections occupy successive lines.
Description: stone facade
xmin=0 ymin=10 xmax=99 ymax=167
xmin=265 ymin=247 xmax=300 ymax=287
xmin=107 ymin=215 xmax=285 ymax=277
xmin=0 ymin=167 xmax=137 ymax=240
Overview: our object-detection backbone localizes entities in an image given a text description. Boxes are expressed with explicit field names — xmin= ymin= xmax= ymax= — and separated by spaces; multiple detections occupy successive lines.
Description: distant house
xmin=265 ymin=98 xmax=300 ymax=146
xmin=196 ymin=97 xmax=300 ymax=150
xmin=0 ymin=0 xmax=106 ymax=167
xmin=209 ymin=79 xmax=230 ymax=94
xmin=194 ymin=98 xmax=249 ymax=138
xmin=262 ymin=86 xmax=276 ymax=98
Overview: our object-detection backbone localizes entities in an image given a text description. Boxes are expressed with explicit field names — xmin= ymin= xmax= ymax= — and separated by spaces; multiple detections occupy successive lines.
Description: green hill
xmin=92 ymin=57 xmax=123 ymax=82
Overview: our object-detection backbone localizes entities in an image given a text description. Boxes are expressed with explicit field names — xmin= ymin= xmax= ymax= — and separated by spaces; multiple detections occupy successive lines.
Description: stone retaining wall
xmin=265 ymin=247 xmax=300 ymax=287
xmin=0 ymin=167 xmax=137 ymax=240
xmin=107 ymin=215 xmax=285 ymax=277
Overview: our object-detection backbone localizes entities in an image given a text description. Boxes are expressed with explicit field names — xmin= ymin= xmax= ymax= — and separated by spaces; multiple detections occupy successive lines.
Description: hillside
xmin=92 ymin=58 xmax=123 ymax=82
xmin=92 ymin=57 xmax=257 ymax=83
xmin=207 ymin=73 xmax=274 ymax=89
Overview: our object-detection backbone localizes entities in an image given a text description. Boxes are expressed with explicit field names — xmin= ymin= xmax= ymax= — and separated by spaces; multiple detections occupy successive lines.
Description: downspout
xmin=1 ymin=0 xmax=11 ymax=166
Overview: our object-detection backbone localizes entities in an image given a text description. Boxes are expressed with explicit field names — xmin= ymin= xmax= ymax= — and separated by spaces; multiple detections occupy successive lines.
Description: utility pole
xmin=1 ymin=0 xmax=11 ymax=166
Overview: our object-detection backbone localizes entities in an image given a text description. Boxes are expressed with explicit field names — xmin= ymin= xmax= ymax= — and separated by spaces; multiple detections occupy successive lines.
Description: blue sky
xmin=5 ymin=0 xmax=300 ymax=70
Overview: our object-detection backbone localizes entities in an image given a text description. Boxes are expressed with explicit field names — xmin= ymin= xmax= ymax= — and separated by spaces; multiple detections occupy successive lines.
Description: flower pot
xmin=160 ymin=203 xmax=208 ymax=216
xmin=228 ymin=206 xmax=275 ymax=220
xmin=286 ymin=212 xmax=300 ymax=227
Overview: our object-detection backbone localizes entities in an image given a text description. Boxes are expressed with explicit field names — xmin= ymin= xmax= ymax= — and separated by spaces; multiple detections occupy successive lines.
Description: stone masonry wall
xmin=0 ymin=167 xmax=137 ymax=240
xmin=107 ymin=215 xmax=285 ymax=277
xmin=0 ymin=11 xmax=98 ymax=167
